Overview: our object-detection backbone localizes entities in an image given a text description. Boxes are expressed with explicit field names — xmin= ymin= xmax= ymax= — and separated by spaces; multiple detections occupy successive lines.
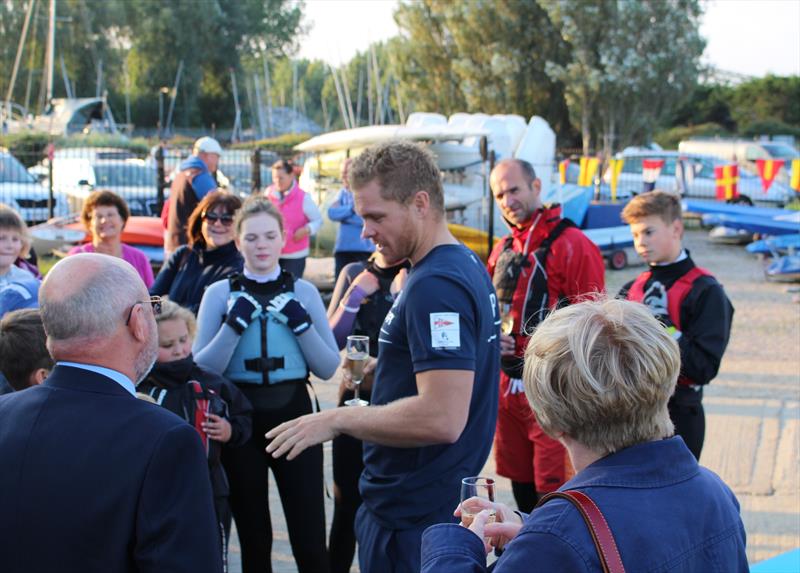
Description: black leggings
xmin=214 ymin=497 xmax=232 ymax=573
xmin=329 ymin=389 xmax=371 ymax=573
xmin=510 ymin=481 xmax=539 ymax=514
xmin=222 ymin=383 xmax=328 ymax=573
xmin=669 ymin=391 xmax=705 ymax=460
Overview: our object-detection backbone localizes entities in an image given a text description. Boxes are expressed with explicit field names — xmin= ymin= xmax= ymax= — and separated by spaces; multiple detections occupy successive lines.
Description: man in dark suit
xmin=0 ymin=253 xmax=222 ymax=573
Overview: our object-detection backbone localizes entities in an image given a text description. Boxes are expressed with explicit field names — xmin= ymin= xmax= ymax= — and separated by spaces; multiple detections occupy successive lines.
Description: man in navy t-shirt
xmin=267 ymin=141 xmax=500 ymax=573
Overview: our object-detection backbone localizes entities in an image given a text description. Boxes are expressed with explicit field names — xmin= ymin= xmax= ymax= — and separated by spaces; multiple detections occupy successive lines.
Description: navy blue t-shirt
xmin=360 ymin=243 xmax=500 ymax=529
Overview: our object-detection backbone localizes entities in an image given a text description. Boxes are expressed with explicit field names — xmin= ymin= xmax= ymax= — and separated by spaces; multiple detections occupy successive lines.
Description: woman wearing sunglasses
xmin=151 ymin=191 xmax=243 ymax=314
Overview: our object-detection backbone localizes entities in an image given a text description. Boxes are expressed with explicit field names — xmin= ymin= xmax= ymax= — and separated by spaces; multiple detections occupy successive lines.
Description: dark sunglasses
xmin=203 ymin=212 xmax=234 ymax=225
xmin=125 ymin=296 xmax=163 ymax=326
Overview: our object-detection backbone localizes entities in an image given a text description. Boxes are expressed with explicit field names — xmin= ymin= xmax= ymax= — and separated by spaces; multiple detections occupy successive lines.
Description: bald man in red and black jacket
xmin=488 ymin=159 xmax=605 ymax=513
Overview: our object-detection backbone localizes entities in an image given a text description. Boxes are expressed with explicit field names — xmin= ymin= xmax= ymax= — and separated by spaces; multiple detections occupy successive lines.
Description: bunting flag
xmin=791 ymin=159 xmax=800 ymax=193
xmin=756 ymin=159 xmax=785 ymax=192
xmin=578 ymin=157 xmax=599 ymax=187
xmin=559 ymin=159 xmax=570 ymax=185
xmin=714 ymin=164 xmax=740 ymax=200
xmin=642 ymin=159 xmax=665 ymax=193
xmin=607 ymin=158 xmax=624 ymax=202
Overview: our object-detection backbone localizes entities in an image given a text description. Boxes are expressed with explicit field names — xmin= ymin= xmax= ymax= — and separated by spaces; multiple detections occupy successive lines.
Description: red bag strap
xmin=188 ymin=380 xmax=209 ymax=455
xmin=536 ymin=490 xmax=626 ymax=573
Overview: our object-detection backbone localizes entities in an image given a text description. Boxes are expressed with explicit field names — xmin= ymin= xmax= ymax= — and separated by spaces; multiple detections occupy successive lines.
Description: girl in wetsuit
xmin=326 ymin=252 xmax=408 ymax=573
xmin=193 ymin=196 xmax=339 ymax=573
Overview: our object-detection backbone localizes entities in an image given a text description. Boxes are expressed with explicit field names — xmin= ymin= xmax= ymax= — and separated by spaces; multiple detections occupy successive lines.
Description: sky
xmin=298 ymin=0 xmax=800 ymax=78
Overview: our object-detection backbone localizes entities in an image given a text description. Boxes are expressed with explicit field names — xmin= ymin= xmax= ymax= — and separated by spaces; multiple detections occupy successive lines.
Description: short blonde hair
xmin=0 ymin=203 xmax=31 ymax=258
xmin=524 ymin=298 xmax=678 ymax=455
xmin=621 ymin=190 xmax=682 ymax=225
xmin=155 ymin=299 xmax=196 ymax=341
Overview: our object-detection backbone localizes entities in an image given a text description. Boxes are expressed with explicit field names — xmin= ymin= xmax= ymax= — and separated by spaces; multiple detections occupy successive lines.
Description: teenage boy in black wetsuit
xmin=618 ymin=190 xmax=734 ymax=460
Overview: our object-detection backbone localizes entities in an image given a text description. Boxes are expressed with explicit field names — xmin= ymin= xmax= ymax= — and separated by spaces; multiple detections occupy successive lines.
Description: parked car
xmin=678 ymin=139 xmax=799 ymax=184
xmin=47 ymin=154 xmax=162 ymax=216
xmin=607 ymin=150 xmax=794 ymax=206
xmin=0 ymin=149 xmax=68 ymax=223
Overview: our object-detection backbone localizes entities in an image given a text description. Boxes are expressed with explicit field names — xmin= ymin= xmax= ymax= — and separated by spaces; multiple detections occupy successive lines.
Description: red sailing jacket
xmin=487 ymin=205 xmax=605 ymax=386
xmin=626 ymin=266 xmax=712 ymax=387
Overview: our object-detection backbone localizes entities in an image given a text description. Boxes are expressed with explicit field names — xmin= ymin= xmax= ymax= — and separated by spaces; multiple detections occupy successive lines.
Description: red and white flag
xmin=642 ymin=159 xmax=665 ymax=192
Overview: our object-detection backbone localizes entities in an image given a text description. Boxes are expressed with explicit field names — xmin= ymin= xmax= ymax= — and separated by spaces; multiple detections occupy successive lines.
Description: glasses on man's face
xmin=125 ymin=296 xmax=162 ymax=326
xmin=203 ymin=212 xmax=234 ymax=226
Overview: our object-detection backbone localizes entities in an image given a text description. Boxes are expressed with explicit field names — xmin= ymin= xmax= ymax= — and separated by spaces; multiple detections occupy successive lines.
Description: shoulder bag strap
xmin=536 ymin=490 xmax=626 ymax=573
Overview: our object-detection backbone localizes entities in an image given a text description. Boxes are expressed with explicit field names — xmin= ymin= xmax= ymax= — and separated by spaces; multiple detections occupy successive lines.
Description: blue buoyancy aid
xmin=223 ymin=273 xmax=308 ymax=385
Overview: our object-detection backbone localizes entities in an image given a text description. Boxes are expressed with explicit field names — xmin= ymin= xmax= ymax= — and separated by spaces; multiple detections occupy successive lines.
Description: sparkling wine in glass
xmin=460 ymin=476 xmax=496 ymax=526
xmin=344 ymin=335 xmax=370 ymax=407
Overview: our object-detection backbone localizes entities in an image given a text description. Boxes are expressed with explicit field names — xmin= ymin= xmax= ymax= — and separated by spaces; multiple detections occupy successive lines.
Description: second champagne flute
xmin=344 ymin=335 xmax=369 ymax=407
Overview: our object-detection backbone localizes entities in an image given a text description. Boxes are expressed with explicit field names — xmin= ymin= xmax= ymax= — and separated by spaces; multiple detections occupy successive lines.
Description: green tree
xmin=391 ymin=0 xmax=575 ymax=143
xmin=0 ymin=0 xmax=304 ymax=130
xmin=597 ymin=0 xmax=705 ymax=152
xmin=727 ymin=75 xmax=800 ymax=131
xmin=543 ymin=0 xmax=614 ymax=153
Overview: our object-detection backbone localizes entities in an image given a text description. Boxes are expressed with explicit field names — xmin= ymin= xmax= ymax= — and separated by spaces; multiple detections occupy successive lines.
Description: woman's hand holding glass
xmin=455 ymin=496 xmax=523 ymax=554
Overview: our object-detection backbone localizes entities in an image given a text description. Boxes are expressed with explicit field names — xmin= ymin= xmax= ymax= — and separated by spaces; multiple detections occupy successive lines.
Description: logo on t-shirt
xmin=430 ymin=312 xmax=460 ymax=349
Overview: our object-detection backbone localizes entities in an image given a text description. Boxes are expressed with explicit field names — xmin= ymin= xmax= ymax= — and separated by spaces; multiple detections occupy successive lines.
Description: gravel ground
xmin=228 ymin=225 xmax=800 ymax=572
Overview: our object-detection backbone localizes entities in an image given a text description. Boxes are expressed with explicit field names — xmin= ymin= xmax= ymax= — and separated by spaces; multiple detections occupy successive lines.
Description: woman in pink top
xmin=67 ymin=190 xmax=155 ymax=287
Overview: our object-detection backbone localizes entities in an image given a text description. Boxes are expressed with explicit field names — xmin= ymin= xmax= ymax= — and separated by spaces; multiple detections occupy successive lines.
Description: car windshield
xmin=0 ymin=154 xmax=36 ymax=184
xmin=93 ymin=163 xmax=156 ymax=187
xmin=761 ymin=143 xmax=799 ymax=160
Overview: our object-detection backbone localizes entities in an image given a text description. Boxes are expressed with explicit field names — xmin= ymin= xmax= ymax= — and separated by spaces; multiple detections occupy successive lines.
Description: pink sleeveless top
xmin=267 ymin=181 xmax=309 ymax=256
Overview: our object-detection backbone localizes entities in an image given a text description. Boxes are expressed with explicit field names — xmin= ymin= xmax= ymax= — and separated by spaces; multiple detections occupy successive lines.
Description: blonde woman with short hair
xmin=422 ymin=299 xmax=747 ymax=572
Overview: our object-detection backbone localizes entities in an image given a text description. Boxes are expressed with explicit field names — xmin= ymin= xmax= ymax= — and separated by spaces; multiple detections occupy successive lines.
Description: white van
xmin=678 ymin=139 xmax=798 ymax=184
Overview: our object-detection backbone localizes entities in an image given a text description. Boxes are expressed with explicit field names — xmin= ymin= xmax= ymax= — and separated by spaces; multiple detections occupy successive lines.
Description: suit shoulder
xmin=129 ymin=397 xmax=191 ymax=432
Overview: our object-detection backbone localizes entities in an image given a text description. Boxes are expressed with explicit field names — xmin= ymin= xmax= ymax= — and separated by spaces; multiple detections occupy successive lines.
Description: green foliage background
xmin=0 ymin=0 xmax=796 ymax=151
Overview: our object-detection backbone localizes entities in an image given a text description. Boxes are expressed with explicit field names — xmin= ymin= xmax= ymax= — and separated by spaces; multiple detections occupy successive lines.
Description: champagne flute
xmin=460 ymin=476 xmax=496 ymax=526
xmin=344 ymin=335 xmax=370 ymax=407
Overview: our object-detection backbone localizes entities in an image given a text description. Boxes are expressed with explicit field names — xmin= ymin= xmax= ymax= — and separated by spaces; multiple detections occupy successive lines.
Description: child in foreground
xmin=136 ymin=299 xmax=252 ymax=573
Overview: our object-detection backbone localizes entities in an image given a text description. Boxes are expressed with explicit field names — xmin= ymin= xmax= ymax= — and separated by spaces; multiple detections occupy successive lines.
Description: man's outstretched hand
xmin=265 ymin=410 xmax=340 ymax=461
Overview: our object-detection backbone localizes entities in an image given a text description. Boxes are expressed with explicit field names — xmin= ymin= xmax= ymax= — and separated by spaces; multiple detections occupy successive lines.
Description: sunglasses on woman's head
xmin=203 ymin=212 xmax=234 ymax=225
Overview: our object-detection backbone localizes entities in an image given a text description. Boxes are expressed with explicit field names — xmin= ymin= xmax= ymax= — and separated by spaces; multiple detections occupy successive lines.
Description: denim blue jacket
xmin=422 ymin=437 xmax=748 ymax=572
xmin=327 ymin=187 xmax=374 ymax=254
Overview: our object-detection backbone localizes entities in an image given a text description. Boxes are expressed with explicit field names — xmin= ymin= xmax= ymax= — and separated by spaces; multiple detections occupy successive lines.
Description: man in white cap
xmin=165 ymin=136 xmax=223 ymax=255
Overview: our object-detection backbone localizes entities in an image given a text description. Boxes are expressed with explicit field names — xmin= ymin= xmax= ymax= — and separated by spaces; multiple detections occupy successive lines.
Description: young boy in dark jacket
xmin=137 ymin=299 xmax=252 ymax=572
xmin=618 ymin=190 xmax=734 ymax=460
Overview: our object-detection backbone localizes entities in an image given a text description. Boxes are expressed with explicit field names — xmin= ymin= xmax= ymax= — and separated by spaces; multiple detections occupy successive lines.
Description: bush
xmin=0 ymin=132 xmax=152 ymax=166
xmin=740 ymin=120 xmax=800 ymax=140
xmin=652 ymin=122 xmax=732 ymax=149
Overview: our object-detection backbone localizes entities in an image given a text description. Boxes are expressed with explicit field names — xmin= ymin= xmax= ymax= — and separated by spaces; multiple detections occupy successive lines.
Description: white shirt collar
xmin=57 ymin=361 xmax=137 ymax=396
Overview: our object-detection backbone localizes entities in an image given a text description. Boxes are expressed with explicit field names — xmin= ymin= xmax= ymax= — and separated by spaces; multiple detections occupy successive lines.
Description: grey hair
xmin=40 ymin=258 xmax=143 ymax=343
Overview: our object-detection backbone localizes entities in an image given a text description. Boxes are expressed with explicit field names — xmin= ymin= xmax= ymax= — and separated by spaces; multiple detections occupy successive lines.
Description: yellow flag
xmin=608 ymin=159 xmax=624 ymax=202
xmin=578 ymin=157 xmax=599 ymax=187
xmin=792 ymin=159 xmax=800 ymax=193
xmin=559 ymin=159 xmax=570 ymax=185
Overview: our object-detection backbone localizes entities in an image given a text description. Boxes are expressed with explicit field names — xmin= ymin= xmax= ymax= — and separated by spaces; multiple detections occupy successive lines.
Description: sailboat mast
xmin=4 ymin=0 xmax=37 ymax=116
xmin=45 ymin=0 xmax=56 ymax=104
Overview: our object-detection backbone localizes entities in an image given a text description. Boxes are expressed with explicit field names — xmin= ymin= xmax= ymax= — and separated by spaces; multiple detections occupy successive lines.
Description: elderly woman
xmin=421 ymin=299 xmax=747 ymax=572
xmin=150 ymin=191 xmax=243 ymax=314
xmin=68 ymin=190 xmax=154 ymax=287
